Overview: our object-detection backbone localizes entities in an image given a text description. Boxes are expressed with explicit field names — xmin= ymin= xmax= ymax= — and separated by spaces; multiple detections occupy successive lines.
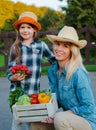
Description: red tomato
xmin=30 ymin=98 xmax=39 ymax=104
xmin=30 ymin=94 xmax=38 ymax=99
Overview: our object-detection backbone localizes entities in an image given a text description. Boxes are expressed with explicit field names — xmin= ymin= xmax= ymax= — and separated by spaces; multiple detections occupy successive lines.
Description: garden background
xmin=0 ymin=0 xmax=96 ymax=77
xmin=0 ymin=1 xmax=96 ymax=130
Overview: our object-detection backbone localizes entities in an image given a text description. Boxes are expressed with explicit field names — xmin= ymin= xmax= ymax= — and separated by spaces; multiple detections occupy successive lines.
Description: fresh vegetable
xmin=30 ymin=93 xmax=38 ymax=99
xmin=30 ymin=98 xmax=39 ymax=104
xmin=16 ymin=94 xmax=31 ymax=105
xmin=8 ymin=87 xmax=52 ymax=112
xmin=38 ymin=87 xmax=52 ymax=104
xmin=8 ymin=87 xmax=25 ymax=111
xmin=30 ymin=93 xmax=39 ymax=104
xmin=44 ymin=87 xmax=52 ymax=98
xmin=10 ymin=64 xmax=31 ymax=76
xmin=38 ymin=92 xmax=50 ymax=104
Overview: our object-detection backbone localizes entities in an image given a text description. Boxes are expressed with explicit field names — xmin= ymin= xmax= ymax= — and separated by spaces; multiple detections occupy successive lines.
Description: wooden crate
xmin=12 ymin=93 xmax=58 ymax=124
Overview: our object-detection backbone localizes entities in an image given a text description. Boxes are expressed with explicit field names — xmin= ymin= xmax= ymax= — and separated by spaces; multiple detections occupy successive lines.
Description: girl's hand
xmin=41 ymin=115 xmax=54 ymax=124
xmin=11 ymin=73 xmax=26 ymax=81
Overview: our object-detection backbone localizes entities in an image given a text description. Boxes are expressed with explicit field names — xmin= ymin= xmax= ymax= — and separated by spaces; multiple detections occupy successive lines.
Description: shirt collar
xmin=20 ymin=40 xmax=35 ymax=47
xmin=52 ymin=62 xmax=66 ymax=75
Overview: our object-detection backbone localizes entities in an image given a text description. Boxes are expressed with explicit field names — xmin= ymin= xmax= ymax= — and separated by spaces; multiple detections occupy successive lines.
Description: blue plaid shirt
xmin=7 ymin=40 xmax=55 ymax=95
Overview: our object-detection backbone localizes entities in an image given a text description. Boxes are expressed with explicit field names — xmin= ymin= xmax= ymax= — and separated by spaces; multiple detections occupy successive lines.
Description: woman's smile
xmin=53 ymin=41 xmax=71 ymax=62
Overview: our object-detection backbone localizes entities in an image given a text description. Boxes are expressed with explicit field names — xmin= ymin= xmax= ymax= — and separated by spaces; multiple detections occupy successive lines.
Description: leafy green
xmin=16 ymin=94 xmax=31 ymax=105
xmin=8 ymin=87 xmax=25 ymax=111
xmin=40 ymin=87 xmax=52 ymax=98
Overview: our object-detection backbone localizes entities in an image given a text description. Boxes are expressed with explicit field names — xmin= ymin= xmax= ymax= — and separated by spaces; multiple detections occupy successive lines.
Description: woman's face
xmin=53 ymin=41 xmax=71 ymax=62
xmin=19 ymin=23 xmax=35 ymax=41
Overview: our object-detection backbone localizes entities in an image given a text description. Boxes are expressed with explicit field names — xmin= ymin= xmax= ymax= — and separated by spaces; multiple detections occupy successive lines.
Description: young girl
xmin=31 ymin=26 xmax=96 ymax=130
xmin=7 ymin=11 xmax=55 ymax=130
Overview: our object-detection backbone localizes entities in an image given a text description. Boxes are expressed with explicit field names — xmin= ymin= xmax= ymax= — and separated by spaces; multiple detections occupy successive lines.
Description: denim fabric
xmin=48 ymin=62 xmax=96 ymax=130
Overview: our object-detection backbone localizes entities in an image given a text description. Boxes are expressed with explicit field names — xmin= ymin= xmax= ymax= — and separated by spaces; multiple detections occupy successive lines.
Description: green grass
xmin=85 ymin=65 xmax=96 ymax=71
xmin=0 ymin=72 xmax=6 ymax=77
xmin=41 ymin=66 xmax=50 ymax=75
xmin=0 ymin=55 xmax=5 ymax=67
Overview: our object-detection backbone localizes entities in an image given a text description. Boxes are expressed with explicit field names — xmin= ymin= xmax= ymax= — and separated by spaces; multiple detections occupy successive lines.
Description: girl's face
xmin=19 ymin=23 xmax=35 ymax=41
xmin=53 ymin=41 xmax=71 ymax=63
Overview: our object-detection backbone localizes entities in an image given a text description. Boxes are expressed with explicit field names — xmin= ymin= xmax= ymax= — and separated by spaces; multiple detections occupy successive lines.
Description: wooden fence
xmin=0 ymin=26 xmax=96 ymax=72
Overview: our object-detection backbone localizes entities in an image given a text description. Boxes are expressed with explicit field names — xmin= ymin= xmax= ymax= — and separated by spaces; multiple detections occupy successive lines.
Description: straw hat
xmin=47 ymin=26 xmax=87 ymax=49
xmin=13 ymin=12 xmax=41 ymax=31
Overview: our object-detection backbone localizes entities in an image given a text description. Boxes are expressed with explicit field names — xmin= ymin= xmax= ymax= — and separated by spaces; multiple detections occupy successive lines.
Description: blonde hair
xmin=65 ymin=44 xmax=87 ymax=80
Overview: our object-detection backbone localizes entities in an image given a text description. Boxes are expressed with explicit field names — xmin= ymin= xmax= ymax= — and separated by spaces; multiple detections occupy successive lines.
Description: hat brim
xmin=46 ymin=35 xmax=87 ymax=49
xmin=13 ymin=16 xmax=41 ymax=31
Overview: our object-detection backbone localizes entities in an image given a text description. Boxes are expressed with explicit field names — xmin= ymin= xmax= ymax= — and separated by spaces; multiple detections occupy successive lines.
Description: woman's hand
xmin=11 ymin=73 xmax=26 ymax=81
xmin=41 ymin=110 xmax=73 ymax=124
xmin=66 ymin=110 xmax=74 ymax=114
xmin=41 ymin=115 xmax=54 ymax=124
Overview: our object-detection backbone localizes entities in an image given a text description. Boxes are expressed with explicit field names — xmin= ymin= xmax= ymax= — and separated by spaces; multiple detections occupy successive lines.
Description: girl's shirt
xmin=7 ymin=40 xmax=55 ymax=95
xmin=48 ymin=62 xmax=96 ymax=130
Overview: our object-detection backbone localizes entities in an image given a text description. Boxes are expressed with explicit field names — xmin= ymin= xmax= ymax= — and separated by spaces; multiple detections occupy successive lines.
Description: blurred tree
xmin=0 ymin=1 xmax=48 ymax=32
xmin=59 ymin=0 xmax=96 ymax=29
xmin=39 ymin=9 xmax=65 ymax=31
xmin=0 ymin=0 xmax=14 ymax=31
xmin=58 ymin=0 xmax=96 ymax=60
xmin=0 ymin=0 xmax=65 ymax=32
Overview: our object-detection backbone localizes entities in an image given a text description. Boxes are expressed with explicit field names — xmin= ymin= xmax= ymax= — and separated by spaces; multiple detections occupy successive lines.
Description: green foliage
xmin=89 ymin=48 xmax=96 ymax=61
xmin=0 ymin=0 xmax=14 ymax=31
xmin=39 ymin=9 xmax=65 ymax=31
xmin=61 ymin=0 xmax=96 ymax=28
xmin=1 ymin=19 xmax=15 ymax=32
xmin=0 ymin=40 xmax=4 ymax=49
xmin=8 ymin=87 xmax=25 ymax=111
xmin=0 ymin=1 xmax=64 ymax=32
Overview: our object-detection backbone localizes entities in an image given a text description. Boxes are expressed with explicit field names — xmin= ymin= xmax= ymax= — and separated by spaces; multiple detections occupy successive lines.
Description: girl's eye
xmin=27 ymin=26 xmax=31 ymax=29
xmin=20 ymin=26 xmax=24 ymax=29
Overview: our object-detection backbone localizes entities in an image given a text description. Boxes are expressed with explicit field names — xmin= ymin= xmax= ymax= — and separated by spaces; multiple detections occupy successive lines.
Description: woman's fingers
xmin=41 ymin=116 xmax=54 ymax=124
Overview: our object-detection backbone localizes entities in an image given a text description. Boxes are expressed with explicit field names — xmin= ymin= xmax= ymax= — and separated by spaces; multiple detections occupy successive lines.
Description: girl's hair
xmin=10 ymin=24 xmax=38 ymax=63
xmin=65 ymin=44 xmax=87 ymax=80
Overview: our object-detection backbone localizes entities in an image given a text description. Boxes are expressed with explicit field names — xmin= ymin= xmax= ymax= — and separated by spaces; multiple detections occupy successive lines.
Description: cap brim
xmin=46 ymin=35 xmax=87 ymax=49
xmin=13 ymin=16 xmax=41 ymax=31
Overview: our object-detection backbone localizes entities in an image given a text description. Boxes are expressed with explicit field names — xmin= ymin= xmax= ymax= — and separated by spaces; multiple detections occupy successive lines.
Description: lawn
xmin=85 ymin=65 xmax=96 ymax=72
xmin=0 ymin=55 xmax=4 ymax=67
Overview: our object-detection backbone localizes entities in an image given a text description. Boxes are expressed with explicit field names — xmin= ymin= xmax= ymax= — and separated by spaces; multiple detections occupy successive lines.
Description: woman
xmin=46 ymin=26 xmax=96 ymax=130
xmin=31 ymin=26 xmax=96 ymax=130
